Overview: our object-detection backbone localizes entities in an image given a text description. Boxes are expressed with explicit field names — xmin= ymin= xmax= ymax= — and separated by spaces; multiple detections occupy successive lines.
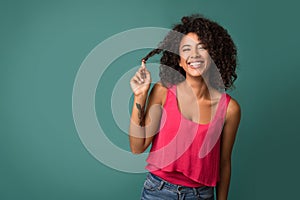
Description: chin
xmin=187 ymin=73 xmax=203 ymax=78
xmin=188 ymin=69 xmax=205 ymax=76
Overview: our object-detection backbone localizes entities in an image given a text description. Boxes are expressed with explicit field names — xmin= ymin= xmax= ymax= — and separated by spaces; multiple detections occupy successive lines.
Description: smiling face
xmin=178 ymin=32 xmax=212 ymax=77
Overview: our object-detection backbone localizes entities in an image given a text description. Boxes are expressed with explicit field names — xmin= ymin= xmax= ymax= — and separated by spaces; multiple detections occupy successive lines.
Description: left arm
xmin=216 ymin=98 xmax=241 ymax=200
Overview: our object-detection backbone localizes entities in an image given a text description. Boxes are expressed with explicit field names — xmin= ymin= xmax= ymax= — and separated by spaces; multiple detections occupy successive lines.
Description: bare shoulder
xmin=226 ymin=96 xmax=241 ymax=122
xmin=148 ymin=81 xmax=168 ymax=106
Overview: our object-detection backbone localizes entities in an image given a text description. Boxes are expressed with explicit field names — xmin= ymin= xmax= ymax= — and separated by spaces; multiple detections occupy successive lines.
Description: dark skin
xmin=129 ymin=33 xmax=241 ymax=200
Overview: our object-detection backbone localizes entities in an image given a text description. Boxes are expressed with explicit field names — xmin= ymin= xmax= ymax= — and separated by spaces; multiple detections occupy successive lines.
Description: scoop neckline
xmin=173 ymin=84 xmax=224 ymax=126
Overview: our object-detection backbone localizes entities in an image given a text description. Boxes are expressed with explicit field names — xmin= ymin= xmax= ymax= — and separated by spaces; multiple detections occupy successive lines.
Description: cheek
xmin=206 ymin=55 xmax=212 ymax=65
xmin=180 ymin=51 xmax=189 ymax=60
xmin=179 ymin=53 xmax=189 ymax=66
xmin=179 ymin=57 xmax=187 ymax=67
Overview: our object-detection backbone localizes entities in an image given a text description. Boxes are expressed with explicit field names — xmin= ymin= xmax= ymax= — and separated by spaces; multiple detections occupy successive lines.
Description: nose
xmin=190 ymin=46 xmax=200 ymax=58
xmin=190 ymin=54 xmax=200 ymax=59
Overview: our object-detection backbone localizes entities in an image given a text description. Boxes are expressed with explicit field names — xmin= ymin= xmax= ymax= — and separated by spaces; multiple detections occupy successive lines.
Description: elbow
xmin=130 ymin=145 xmax=145 ymax=154
xmin=220 ymin=158 xmax=231 ymax=170
xmin=131 ymin=150 xmax=144 ymax=155
xmin=221 ymin=157 xmax=231 ymax=164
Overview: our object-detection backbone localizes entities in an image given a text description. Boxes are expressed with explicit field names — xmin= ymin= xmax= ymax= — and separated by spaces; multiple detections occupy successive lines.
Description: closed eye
xmin=181 ymin=44 xmax=191 ymax=52
xmin=197 ymin=44 xmax=206 ymax=50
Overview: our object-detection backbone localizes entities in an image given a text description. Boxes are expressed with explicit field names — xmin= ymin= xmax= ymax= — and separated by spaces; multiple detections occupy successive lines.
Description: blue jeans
xmin=141 ymin=173 xmax=214 ymax=200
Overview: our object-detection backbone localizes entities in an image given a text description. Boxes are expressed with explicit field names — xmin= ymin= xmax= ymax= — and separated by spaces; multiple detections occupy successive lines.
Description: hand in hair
xmin=130 ymin=60 xmax=152 ymax=97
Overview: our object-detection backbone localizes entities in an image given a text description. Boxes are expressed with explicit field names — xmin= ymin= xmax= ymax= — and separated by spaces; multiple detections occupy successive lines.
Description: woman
xmin=129 ymin=14 xmax=241 ymax=200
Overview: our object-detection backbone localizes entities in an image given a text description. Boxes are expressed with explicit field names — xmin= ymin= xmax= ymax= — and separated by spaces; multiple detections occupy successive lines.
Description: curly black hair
xmin=142 ymin=14 xmax=237 ymax=91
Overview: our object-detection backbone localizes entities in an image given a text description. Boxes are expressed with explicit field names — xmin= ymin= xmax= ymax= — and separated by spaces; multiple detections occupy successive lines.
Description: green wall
xmin=1 ymin=0 xmax=299 ymax=199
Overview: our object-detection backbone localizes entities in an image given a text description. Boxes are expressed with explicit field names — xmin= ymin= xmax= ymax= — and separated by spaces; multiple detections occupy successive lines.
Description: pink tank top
xmin=145 ymin=84 xmax=231 ymax=187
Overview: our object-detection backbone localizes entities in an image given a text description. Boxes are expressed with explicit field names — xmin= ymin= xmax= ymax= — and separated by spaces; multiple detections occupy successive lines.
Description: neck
xmin=183 ymin=76 xmax=211 ymax=100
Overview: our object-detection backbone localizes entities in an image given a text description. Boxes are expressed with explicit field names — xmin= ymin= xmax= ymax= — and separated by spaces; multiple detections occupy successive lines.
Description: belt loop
xmin=193 ymin=188 xmax=198 ymax=196
xmin=157 ymin=180 xmax=165 ymax=190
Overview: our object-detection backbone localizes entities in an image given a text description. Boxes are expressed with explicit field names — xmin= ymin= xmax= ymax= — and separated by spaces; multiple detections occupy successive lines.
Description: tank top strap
xmin=168 ymin=84 xmax=231 ymax=122
xmin=169 ymin=84 xmax=177 ymax=96
xmin=162 ymin=84 xmax=177 ymax=108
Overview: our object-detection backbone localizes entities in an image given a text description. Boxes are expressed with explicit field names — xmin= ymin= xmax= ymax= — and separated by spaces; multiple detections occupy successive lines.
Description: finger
xmin=141 ymin=61 xmax=147 ymax=79
xmin=140 ymin=63 xmax=148 ymax=79
xmin=143 ymin=68 xmax=150 ymax=79
xmin=131 ymin=76 xmax=141 ymax=84
xmin=135 ymin=72 xmax=144 ymax=83
xmin=138 ymin=65 xmax=144 ymax=73
xmin=141 ymin=60 xmax=146 ymax=69
xmin=139 ymin=69 xmax=146 ymax=80
xmin=137 ymin=69 xmax=146 ymax=82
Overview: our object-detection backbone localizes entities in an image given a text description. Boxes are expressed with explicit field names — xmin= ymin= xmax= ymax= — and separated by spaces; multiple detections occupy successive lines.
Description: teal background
xmin=1 ymin=0 xmax=299 ymax=199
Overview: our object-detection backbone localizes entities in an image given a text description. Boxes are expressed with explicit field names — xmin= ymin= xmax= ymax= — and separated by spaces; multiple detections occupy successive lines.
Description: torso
xmin=160 ymin=83 xmax=221 ymax=124
xmin=160 ymin=82 xmax=222 ymax=125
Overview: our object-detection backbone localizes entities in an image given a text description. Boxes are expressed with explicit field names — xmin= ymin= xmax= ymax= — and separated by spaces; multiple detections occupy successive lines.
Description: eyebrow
xmin=181 ymin=44 xmax=191 ymax=49
xmin=180 ymin=43 xmax=204 ymax=49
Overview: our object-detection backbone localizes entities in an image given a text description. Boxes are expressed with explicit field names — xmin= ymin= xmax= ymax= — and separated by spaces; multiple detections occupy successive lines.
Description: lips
xmin=187 ymin=61 xmax=204 ymax=69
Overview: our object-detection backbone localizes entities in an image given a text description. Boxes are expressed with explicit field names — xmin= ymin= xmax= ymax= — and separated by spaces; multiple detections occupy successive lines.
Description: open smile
xmin=187 ymin=61 xmax=204 ymax=69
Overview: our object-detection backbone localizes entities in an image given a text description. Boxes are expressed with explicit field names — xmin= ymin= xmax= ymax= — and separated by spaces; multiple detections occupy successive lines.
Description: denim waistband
xmin=147 ymin=172 xmax=212 ymax=195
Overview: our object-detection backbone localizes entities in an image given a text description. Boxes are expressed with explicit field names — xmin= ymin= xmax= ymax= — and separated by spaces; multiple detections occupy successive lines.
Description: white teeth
xmin=189 ymin=62 xmax=202 ymax=66
xmin=191 ymin=62 xmax=201 ymax=66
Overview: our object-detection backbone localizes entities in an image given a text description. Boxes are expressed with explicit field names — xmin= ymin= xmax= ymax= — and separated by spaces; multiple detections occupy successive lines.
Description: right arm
xmin=129 ymin=62 xmax=167 ymax=154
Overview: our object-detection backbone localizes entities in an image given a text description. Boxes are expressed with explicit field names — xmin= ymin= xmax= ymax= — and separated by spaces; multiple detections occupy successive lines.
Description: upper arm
xmin=220 ymin=97 xmax=241 ymax=163
xmin=142 ymin=82 xmax=167 ymax=150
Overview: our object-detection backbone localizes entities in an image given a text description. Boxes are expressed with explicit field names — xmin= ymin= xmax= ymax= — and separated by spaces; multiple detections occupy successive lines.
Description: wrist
xmin=134 ymin=92 xmax=148 ymax=99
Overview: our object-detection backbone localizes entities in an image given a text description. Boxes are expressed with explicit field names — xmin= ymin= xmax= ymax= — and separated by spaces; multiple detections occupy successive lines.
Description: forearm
xmin=129 ymin=94 xmax=148 ymax=154
xmin=216 ymin=161 xmax=231 ymax=200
